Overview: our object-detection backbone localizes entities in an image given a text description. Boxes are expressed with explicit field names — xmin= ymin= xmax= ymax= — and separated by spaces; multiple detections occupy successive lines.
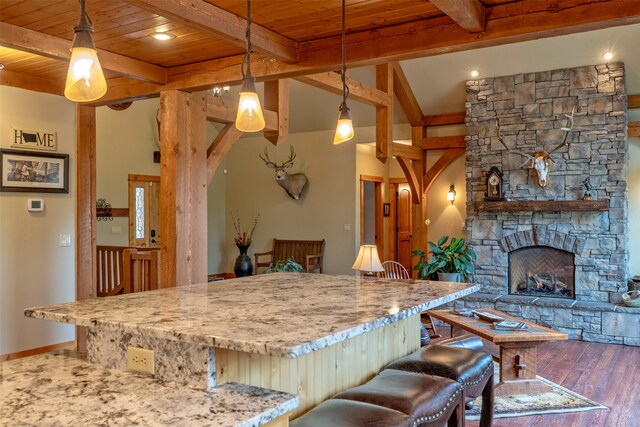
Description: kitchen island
xmin=23 ymin=273 xmax=480 ymax=418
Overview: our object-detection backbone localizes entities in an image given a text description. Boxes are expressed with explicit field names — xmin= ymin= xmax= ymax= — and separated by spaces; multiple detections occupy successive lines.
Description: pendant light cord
xmin=76 ymin=0 xmax=92 ymax=31
xmin=340 ymin=0 xmax=349 ymax=108
xmin=241 ymin=0 xmax=253 ymax=80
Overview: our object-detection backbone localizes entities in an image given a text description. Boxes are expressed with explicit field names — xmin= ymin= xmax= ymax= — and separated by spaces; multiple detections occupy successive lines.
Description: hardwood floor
xmin=435 ymin=331 xmax=640 ymax=427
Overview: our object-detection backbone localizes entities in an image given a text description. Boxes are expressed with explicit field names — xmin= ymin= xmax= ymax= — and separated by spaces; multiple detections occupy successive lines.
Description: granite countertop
xmin=26 ymin=273 xmax=480 ymax=358
xmin=0 ymin=351 xmax=298 ymax=427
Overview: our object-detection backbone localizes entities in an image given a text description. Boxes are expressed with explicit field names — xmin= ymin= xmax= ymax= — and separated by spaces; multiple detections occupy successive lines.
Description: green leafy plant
xmin=412 ymin=236 xmax=477 ymax=280
xmin=266 ymin=257 xmax=304 ymax=273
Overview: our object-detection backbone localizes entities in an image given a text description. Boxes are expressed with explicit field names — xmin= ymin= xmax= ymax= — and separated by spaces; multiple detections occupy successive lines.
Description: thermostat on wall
xmin=27 ymin=199 xmax=44 ymax=212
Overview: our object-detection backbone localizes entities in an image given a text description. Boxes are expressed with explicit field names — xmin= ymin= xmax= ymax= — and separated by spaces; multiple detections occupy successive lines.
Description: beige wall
xmin=628 ymin=107 xmax=640 ymax=275
xmin=0 ymin=86 xmax=76 ymax=355
xmin=96 ymin=99 xmax=161 ymax=246
xmin=224 ymin=129 xmax=357 ymax=274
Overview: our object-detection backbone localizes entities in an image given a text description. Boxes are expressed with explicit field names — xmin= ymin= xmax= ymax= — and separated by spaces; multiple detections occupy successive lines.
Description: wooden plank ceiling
xmin=1 ymin=0 xmax=639 ymax=104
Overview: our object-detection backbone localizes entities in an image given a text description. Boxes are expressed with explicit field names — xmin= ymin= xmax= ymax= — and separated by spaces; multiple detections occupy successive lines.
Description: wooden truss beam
xmin=263 ymin=79 xmax=289 ymax=146
xmin=294 ymin=72 xmax=389 ymax=107
xmin=423 ymin=112 xmax=466 ymax=126
xmin=0 ymin=22 xmax=167 ymax=84
xmin=422 ymin=136 xmax=466 ymax=150
xmin=392 ymin=143 xmax=423 ymax=161
xmin=391 ymin=62 xmax=423 ymax=127
xmin=629 ymin=95 xmax=640 ymax=109
xmin=629 ymin=121 xmax=640 ymax=138
xmin=430 ymin=0 xmax=485 ymax=33
xmin=129 ymin=0 xmax=298 ymax=63
xmin=423 ymin=148 xmax=465 ymax=194
xmin=0 ymin=70 xmax=64 ymax=96
xmin=207 ymin=124 xmax=244 ymax=183
xmin=397 ymin=157 xmax=421 ymax=205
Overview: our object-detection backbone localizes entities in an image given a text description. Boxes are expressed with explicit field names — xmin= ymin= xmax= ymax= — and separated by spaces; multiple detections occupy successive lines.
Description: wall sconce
xmin=447 ymin=185 xmax=456 ymax=204
xmin=352 ymin=244 xmax=384 ymax=276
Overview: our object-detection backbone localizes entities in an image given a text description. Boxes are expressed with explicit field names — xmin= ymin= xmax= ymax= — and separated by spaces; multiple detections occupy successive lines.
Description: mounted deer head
xmin=259 ymin=146 xmax=308 ymax=200
xmin=496 ymin=106 xmax=576 ymax=188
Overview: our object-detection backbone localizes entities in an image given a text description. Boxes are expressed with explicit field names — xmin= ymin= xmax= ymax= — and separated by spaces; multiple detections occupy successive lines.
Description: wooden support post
xmin=411 ymin=126 xmax=427 ymax=265
xmin=263 ymin=79 xmax=289 ymax=145
xmin=76 ymin=104 xmax=97 ymax=351
xmin=160 ymin=90 xmax=208 ymax=288
xmin=376 ymin=63 xmax=393 ymax=163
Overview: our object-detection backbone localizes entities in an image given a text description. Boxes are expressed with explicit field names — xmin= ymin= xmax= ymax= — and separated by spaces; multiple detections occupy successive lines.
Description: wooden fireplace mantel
xmin=472 ymin=199 xmax=609 ymax=212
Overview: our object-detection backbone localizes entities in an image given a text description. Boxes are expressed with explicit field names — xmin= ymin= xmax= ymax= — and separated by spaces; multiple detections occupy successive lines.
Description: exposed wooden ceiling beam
xmin=392 ymin=143 xmax=423 ymax=161
xmin=422 ymin=136 xmax=466 ymax=150
xmin=90 ymin=0 xmax=640 ymax=105
xmin=430 ymin=0 xmax=485 ymax=33
xmin=376 ymin=64 xmax=394 ymax=164
xmin=0 ymin=69 xmax=64 ymax=96
xmin=129 ymin=0 xmax=298 ymax=63
xmin=391 ymin=62 xmax=423 ymax=127
xmin=630 ymin=121 xmax=640 ymax=137
xmin=298 ymin=0 xmax=640 ymax=67
xmin=629 ymin=95 xmax=640 ymax=109
xmin=424 ymin=112 xmax=466 ymax=126
xmin=294 ymin=72 xmax=389 ymax=107
xmin=0 ymin=22 xmax=167 ymax=84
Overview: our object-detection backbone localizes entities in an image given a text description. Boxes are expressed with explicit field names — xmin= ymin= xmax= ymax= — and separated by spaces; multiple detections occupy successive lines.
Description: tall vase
xmin=234 ymin=243 xmax=253 ymax=277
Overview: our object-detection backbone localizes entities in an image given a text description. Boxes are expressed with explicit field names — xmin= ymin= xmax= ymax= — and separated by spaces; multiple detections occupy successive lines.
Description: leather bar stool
xmin=387 ymin=340 xmax=494 ymax=427
xmin=290 ymin=399 xmax=412 ymax=427
xmin=332 ymin=369 xmax=464 ymax=427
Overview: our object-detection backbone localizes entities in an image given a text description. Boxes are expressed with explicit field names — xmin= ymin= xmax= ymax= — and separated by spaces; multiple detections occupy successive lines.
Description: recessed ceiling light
xmin=150 ymin=32 xmax=176 ymax=41
xmin=469 ymin=69 xmax=480 ymax=78
xmin=602 ymin=51 xmax=614 ymax=62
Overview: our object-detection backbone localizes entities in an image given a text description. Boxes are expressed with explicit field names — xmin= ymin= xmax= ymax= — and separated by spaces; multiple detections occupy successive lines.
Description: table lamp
xmin=352 ymin=244 xmax=384 ymax=276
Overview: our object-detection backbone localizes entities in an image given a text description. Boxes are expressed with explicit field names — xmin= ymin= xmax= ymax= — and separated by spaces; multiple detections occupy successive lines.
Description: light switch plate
xmin=59 ymin=234 xmax=71 ymax=247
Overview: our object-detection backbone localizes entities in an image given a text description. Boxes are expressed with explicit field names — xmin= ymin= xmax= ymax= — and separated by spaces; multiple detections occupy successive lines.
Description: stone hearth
xmin=455 ymin=63 xmax=640 ymax=346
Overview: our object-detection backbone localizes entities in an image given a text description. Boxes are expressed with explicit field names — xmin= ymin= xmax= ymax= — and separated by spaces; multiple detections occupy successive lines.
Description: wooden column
xmin=411 ymin=126 xmax=427 ymax=267
xmin=76 ymin=104 xmax=97 ymax=351
xmin=376 ymin=63 xmax=393 ymax=163
xmin=160 ymin=90 xmax=208 ymax=287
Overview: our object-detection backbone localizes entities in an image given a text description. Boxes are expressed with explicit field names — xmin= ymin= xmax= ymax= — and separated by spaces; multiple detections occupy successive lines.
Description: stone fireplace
xmin=454 ymin=63 xmax=639 ymax=346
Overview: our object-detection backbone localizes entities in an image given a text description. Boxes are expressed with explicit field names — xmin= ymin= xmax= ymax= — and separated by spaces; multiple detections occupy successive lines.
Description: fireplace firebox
xmin=508 ymin=246 xmax=575 ymax=299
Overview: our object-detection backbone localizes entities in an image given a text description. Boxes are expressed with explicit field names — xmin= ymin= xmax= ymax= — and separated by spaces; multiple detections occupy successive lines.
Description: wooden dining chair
xmin=122 ymin=248 xmax=160 ymax=294
xmin=379 ymin=261 xmax=440 ymax=339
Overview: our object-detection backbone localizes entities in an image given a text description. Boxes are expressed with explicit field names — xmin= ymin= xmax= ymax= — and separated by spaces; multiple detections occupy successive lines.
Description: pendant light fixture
xmin=64 ymin=0 xmax=107 ymax=102
xmin=333 ymin=0 xmax=354 ymax=145
xmin=235 ymin=0 xmax=266 ymax=132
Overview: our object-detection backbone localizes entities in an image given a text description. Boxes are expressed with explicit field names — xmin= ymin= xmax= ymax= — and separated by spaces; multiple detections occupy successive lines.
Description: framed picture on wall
xmin=0 ymin=149 xmax=69 ymax=193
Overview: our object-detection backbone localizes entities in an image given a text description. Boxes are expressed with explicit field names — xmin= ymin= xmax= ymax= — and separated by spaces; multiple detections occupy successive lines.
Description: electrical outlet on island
xmin=127 ymin=346 xmax=155 ymax=374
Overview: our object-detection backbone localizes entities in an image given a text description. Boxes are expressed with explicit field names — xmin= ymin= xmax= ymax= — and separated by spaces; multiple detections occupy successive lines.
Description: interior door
xmin=396 ymin=183 xmax=412 ymax=271
xmin=128 ymin=175 xmax=160 ymax=248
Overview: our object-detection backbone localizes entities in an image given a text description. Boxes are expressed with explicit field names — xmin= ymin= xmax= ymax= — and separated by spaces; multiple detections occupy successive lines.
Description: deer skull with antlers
xmin=259 ymin=146 xmax=308 ymax=200
xmin=496 ymin=106 xmax=576 ymax=188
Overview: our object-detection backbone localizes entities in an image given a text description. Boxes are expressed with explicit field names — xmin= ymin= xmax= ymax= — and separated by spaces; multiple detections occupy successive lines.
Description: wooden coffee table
xmin=428 ymin=308 xmax=568 ymax=396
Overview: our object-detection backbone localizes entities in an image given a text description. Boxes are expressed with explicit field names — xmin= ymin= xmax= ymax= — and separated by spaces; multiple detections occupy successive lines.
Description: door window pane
xmin=135 ymin=187 xmax=145 ymax=239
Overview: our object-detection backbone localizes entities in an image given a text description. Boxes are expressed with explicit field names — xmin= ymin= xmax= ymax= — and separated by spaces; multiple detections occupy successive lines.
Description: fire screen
xmin=509 ymin=246 xmax=574 ymax=299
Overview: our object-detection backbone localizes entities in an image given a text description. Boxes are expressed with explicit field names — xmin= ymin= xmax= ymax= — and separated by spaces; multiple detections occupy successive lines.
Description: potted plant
xmin=412 ymin=236 xmax=477 ymax=282
xmin=265 ymin=257 xmax=304 ymax=273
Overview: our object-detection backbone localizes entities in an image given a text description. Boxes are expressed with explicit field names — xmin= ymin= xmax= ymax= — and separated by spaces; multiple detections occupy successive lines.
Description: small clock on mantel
xmin=485 ymin=167 xmax=505 ymax=201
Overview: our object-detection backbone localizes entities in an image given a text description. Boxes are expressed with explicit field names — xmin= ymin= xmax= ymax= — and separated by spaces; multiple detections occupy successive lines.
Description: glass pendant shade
xmin=235 ymin=78 xmax=265 ymax=132
xmin=333 ymin=104 xmax=354 ymax=144
xmin=64 ymin=46 xmax=107 ymax=102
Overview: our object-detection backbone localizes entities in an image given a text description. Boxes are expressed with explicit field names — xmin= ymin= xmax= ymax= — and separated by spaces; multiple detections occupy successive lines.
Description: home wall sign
xmin=10 ymin=127 xmax=57 ymax=151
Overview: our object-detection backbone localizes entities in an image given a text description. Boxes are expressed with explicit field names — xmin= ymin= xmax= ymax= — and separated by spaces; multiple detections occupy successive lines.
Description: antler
xmin=495 ymin=122 xmax=535 ymax=167
xmin=259 ymin=148 xmax=277 ymax=168
xmin=547 ymin=105 xmax=576 ymax=156
xmin=281 ymin=146 xmax=296 ymax=168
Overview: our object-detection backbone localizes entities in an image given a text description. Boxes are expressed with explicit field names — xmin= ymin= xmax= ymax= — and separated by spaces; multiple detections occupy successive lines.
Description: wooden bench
xmin=254 ymin=239 xmax=325 ymax=274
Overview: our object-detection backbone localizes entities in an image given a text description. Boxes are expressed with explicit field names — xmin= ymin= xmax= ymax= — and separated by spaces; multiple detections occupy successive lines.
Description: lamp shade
xmin=235 ymin=77 xmax=265 ymax=132
xmin=352 ymin=244 xmax=384 ymax=274
xmin=333 ymin=103 xmax=354 ymax=145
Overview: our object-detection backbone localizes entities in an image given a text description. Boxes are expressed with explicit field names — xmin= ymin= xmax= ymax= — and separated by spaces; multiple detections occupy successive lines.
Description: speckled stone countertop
xmin=26 ymin=273 xmax=480 ymax=358
xmin=0 ymin=351 xmax=298 ymax=427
